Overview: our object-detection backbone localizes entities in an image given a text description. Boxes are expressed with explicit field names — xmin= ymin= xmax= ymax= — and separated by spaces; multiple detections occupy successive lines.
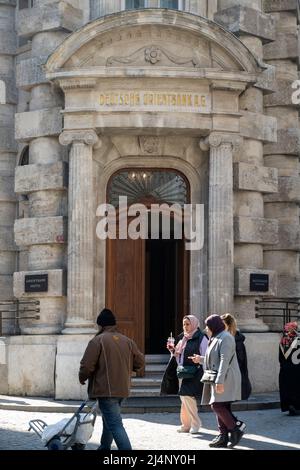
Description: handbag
xmin=201 ymin=353 xmax=235 ymax=384
xmin=200 ymin=369 xmax=218 ymax=384
xmin=176 ymin=365 xmax=199 ymax=379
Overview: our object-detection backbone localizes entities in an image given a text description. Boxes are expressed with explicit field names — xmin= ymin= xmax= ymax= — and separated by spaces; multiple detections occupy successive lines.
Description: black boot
xmin=209 ymin=434 xmax=229 ymax=448
xmin=229 ymin=427 xmax=244 ymax=448
xmin=288 ymin=406 xmax=300 ymax=416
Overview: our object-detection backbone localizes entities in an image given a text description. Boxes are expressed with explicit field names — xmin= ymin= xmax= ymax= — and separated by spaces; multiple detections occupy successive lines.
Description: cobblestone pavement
xmin=0 ymin=408 xmax=300 ymax=451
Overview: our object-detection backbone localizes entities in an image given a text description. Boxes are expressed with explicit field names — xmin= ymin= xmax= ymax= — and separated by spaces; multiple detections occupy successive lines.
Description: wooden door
xmin=106 ymin=237 xmax=145 ymax=353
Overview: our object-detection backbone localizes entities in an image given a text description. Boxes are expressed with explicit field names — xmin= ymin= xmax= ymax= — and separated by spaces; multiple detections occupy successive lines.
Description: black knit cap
xmin=97 ymin=308 xmax=116 ymax=327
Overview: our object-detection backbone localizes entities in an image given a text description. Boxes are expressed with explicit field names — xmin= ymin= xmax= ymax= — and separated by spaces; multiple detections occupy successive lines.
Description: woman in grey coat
xmin=191 ymin=315 xmax=244 ymax=448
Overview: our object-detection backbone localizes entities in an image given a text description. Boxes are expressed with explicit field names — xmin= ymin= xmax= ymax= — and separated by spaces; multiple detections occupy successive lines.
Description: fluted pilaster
xmin=201 ymin=133 xmax=241 ymax=314
xmin=59 ymin=130 xmax=100 ymax=334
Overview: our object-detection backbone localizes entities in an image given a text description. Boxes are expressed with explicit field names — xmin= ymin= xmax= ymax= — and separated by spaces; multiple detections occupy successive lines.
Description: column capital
xmin=59 ymin=129 xmax=100 ymax=147
xmin=200 ymin=133 xmax=243 ymax=151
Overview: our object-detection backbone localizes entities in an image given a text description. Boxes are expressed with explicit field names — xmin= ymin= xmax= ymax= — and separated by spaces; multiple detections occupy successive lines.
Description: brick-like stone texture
xmin=264 ymin=177 xmax=300 ymax=202
xmin=264 ymin=33 xmax=299 ymax=61
xmin=264 ymin=129 xmax=300 ymax=156
xmin=264 ymin=0 xmax=298 ymax=13
xmin=277 ymin=275 xmax=300 ymax=298
xmin=16 ymin=56 xmax=48 ymax=90
xmin=214 ymin=6 xmax=275 ymax=43
xmin=14 ymin=216 xmax=67 ymax=247
xmin=233 ymin=163 xmax=278 ymax=193
xmin=17 ymin=1 xmax=83 ymax=38
xmin=234 ymin=216 xmax=279 ymax=244
xmin=15 ymin=108 xmax=63 ymax=141
xmin=15 ymin=162 xmax=68 ymax=194
xmin=0 ymin=127 xmax=17 ymax=152
xmin=264 ymin=224 xmax=300 ymax=251
xmin=264 ymin=80 xmax=298 ymax=107
xmin=240 ymin=112 xmax=277 ymax=142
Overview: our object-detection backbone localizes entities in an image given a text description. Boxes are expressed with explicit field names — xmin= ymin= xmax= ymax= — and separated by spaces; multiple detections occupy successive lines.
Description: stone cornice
xmin=200 ymin=133 xmax=243 ymax=151
xmin=59 ymin=130 xmax=100 ymax=147
xmin=58 ymin=78 xmax=97 ymax=91
xmin=47 ymin=67 xmax=258 ymax=85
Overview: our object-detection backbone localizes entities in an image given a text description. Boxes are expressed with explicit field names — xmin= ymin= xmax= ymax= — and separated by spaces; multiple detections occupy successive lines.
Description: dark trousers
xmin=211 ymin=402 xmax=236 ymax=435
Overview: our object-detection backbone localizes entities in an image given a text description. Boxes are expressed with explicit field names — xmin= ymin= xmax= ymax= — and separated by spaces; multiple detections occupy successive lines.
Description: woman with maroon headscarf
xmin=191 ymin=314 xmax=244 ymax=448
xmin=279 ymin=322 xmax=300 ymax=416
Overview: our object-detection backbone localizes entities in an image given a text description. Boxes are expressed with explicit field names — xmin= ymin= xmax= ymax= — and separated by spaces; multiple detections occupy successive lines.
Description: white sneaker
xmin=177 ymin=427 xmax=189 ymax=433
xmin=190 ymin=428 xmax=200 ymax=434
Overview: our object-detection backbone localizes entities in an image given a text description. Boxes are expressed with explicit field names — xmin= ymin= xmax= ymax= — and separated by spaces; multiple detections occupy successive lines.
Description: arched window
xmin=18 ymin=147 xmax=30 ymax=217
xmin=108 ymin=169 xmax=188 ymax=207
xmin=19 ymin=146 xmax=29 ymax=166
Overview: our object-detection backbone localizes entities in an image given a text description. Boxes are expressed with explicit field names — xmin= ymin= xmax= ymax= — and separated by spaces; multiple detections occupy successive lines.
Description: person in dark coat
xmin=79 ymin=309 xmax=145 ymax=450
xmin=160 ymin=315 xmax=208 ymax=434
xmin=221 ymin=314 xmax=252 ymax=432
xmin=279 ymin=321 xmax=300 ymax=416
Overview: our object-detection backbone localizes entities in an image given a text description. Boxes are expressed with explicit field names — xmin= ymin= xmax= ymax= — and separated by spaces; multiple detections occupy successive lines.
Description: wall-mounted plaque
xmin=250 ymin=274 xmax=269 ymax=292
xmin=25 ymin=274 xmax=48 ymax=293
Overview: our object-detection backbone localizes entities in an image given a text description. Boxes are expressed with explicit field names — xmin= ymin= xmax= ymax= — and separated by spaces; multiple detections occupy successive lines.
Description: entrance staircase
xmin=131 ymin=355 xmax=169 ymax=397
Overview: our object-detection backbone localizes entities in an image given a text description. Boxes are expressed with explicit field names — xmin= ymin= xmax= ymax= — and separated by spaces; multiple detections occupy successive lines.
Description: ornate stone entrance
xmin=8 ymin=9 xmax=281 ymax=398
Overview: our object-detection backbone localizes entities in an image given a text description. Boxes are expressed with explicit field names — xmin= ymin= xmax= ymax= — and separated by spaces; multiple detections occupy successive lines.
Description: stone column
xmin=59 ymin=130 xmax=99 ymax=334
xmin=0 ymin=0 xmax=17 ymax=334
xmin=201 ymin=133 xmax=241 ymax=314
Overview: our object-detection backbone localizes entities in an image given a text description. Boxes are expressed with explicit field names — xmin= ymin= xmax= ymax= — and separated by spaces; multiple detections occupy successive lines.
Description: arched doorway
xmin=105 ymin=169 xmax=190 ymax=354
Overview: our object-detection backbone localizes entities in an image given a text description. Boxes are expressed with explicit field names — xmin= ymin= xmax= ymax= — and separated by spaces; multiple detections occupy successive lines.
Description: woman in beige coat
xmin=191 ymin=314 xmax=243 ymax=448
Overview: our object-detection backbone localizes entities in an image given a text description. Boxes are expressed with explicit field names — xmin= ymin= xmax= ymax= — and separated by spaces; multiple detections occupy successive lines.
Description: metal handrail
xmin=0 ymin=299 xmax=40 ymax=336
xmin=255 ymin=298 xmax=300 ymax=330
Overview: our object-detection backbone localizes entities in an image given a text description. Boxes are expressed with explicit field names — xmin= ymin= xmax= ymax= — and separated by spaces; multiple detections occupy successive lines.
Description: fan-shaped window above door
xmin=107 ymin=169 xmax=188 ymax=208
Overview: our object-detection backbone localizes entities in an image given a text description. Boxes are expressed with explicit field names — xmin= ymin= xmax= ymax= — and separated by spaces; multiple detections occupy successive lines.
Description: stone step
xmin=145 ymin=355 xmax=169 ymax=364
xmin=131 ymin=388 xmax=162 ymax=397
xmin=145 ymin=364 xmax=167 ymax=373
xmin=132 ymin=377 xmax=163 ymax=388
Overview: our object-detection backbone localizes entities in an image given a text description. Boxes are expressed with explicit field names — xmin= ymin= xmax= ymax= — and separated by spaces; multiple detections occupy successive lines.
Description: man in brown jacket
xmin=79 ymin=308 xmax=145 ymax=450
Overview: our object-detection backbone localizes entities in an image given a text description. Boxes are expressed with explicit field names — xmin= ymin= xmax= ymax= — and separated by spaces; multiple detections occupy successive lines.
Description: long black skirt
xmin=279 ymin=363 xmax=300 ymax=412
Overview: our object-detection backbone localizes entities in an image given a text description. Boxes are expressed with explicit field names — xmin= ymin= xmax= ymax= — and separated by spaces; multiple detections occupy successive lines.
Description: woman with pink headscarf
xmin=161 ymin=315 xmax=208 ymax=434
xmin=279 ymin=322 xmax=300 ymax=415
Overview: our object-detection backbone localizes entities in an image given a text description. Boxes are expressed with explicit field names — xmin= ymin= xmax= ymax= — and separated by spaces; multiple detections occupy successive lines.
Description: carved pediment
xmin=46 ymin=10 xmax=261 ymax=76
xmin=65 ymin=26 xmax=214 ymax=69
xmin=63 ymin=25 xmax=241 ymax=72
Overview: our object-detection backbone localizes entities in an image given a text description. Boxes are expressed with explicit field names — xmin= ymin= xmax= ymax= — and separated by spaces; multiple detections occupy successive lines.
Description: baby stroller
xmin=28 ymin=401 xmax=98 ymax=450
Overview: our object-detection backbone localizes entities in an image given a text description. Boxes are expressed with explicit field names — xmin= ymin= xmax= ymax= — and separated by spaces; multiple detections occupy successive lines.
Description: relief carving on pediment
xmin=106 ymin=44 xmax=207 ymax=68
xmin=65 ymin=26 xmax=212 ymax=69
xmin=63 ymin=25 xmax=241 ymax=72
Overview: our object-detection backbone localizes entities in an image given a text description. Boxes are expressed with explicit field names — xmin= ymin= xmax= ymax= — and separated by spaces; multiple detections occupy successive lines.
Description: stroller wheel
xmin=47 ymin=436 xmax=63 ymax=450
xmin=71 ymin=443 xmax=86 ymax=451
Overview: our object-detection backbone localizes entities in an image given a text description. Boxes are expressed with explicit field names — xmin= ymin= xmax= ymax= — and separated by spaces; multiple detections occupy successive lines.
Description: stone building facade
xmin=0 ymin=0 xmax=299 ymax=398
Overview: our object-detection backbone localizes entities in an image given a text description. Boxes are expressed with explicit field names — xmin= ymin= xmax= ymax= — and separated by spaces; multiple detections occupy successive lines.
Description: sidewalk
xmin=0 ymin=392 xmax=280 ymax=414
xmin=0 ymin=406 xmax=299 ymax=451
